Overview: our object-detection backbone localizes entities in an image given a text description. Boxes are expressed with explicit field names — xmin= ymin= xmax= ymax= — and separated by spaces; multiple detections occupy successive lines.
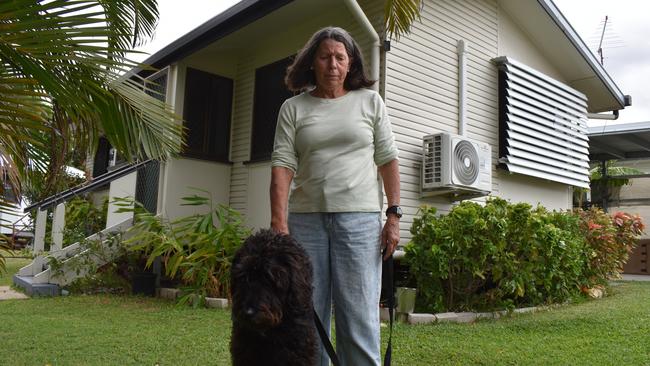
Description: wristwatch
xmin=385 ymin=205 xmax=403 ymax=219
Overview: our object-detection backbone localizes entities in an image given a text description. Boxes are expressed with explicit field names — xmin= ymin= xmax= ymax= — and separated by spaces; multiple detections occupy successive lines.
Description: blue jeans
xmin=288 ymin=212 xmax=382 ymax=366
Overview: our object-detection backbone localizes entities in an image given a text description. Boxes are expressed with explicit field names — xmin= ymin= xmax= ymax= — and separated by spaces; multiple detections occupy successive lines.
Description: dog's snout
xmin=245 ymin=307 xmax=256 ymax=317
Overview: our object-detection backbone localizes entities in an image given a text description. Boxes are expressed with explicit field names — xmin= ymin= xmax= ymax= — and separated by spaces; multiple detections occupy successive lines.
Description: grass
xmin=0 ymin=254 xmax=31 ymax=286
xmin=390 ymin=282 xmax=650 ymax=365
xmin=1 ymin=258 xmax=650 ymax=365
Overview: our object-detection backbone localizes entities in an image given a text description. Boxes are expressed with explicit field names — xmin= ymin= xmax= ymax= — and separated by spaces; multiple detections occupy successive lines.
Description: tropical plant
xmin=120 ymin=191 xmax=250 ymax=306
xmin=384 ymin=0 xmax=424 ymax=40
xmin=0 ymin=0 xmax=184 ymax=272
xmin=574 ymin=161 xmax=644 ymax=208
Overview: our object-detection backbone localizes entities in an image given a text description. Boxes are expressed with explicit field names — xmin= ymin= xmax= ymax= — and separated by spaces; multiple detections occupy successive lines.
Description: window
xmin=1 ymin=170 xmax=17 ymax=204
xmin=493 ymin=57 xmax=590 ymax=188
xmin=144 ymin=67 xmax=168 ymax=102
xmin=182 ymin=67 xmax=233 ymax=163
xmin=249 ymin=56 xmax=294 ymax=162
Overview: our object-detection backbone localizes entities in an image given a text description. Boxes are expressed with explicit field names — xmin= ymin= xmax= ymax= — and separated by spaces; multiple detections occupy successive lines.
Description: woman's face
xmin=312 ymin=39 xmax=351 ymax=91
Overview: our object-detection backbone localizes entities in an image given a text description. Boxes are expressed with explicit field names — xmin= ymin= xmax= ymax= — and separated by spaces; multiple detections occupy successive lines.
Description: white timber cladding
xmin=493 ymin=57 xmax=590 ymax=188
xmin=386 ymin=0 xmax=499 ymax=239
xmin=227 ymin=0 xmax=384 ymax=227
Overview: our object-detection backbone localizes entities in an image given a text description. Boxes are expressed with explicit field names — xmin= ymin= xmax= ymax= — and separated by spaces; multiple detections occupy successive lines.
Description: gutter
xmin=538 ymin=0 xmax=630 ymax=109
xmin=587 ymin=111 xmax=619 ymax=120
xmin=342 ymin=0 xmax=380 ymax=91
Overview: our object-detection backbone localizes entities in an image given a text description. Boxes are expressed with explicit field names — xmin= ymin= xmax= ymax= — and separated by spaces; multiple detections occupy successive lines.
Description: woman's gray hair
xmin=285 ymin=27 xmax=375 ymax=92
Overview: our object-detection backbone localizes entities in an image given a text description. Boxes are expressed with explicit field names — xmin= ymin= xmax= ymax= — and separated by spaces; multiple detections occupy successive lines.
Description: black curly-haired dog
xmin=230 ymin=229 xmax=317 ymax=366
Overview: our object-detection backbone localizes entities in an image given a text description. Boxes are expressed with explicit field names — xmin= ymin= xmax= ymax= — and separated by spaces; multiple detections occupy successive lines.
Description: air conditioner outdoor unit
xmin=422 ymin=132 xmax=492 ymax=197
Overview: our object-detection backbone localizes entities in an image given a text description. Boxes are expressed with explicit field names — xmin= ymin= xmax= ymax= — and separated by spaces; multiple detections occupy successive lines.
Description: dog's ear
xmin=286 ymin=251 xmax=314 ymax=314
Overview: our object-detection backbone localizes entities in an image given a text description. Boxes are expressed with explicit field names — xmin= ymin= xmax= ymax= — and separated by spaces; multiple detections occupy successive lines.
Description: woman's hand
xmin=271 ymin=220 xmax=290 ymax=235
xmin=381 ymin=215 xmax=400 ymax=260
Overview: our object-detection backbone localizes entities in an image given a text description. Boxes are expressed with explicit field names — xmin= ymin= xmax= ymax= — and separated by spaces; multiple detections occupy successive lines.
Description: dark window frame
xmin=182 ymin=67 xmax=234 ymax=163
xmin=249 ymin=56 xmax=295 ymax=163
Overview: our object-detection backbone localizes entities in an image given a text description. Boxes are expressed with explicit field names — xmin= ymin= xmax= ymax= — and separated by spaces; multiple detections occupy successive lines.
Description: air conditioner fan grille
xmin=453 ymin=140 xmax=479 ymax=185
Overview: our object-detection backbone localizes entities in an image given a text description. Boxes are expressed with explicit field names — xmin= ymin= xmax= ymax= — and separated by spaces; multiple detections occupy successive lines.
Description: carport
xmin=588 ymin=121 xmax=650 ymax=274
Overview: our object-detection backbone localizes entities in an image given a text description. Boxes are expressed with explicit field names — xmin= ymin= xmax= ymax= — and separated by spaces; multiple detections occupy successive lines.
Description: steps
xmin=12 ymin=218 xmax=133 ymax=296
xmin=12 ymin=275 xmax=59 ymax=297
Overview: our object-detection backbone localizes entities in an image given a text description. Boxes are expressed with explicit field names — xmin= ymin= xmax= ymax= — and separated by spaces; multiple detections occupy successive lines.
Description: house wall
xmin=385 ymin=0 xmax=577 ymax=242
xmin=157 ymin=61 xmax=233 ymax=221
xmin=159 ymin=157 xmax=231 ymax=221
xmin=160 ymin=0 xmax=584 ymax=238
xmin=106 ymin=172 xmax=137 ymax=228
xmin=496 ymin=6 xmax=564 ymax=80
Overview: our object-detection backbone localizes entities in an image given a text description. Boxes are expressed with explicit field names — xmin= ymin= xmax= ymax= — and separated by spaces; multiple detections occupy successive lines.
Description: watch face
xmin=387 ymin=206 xmax=402 ymax=218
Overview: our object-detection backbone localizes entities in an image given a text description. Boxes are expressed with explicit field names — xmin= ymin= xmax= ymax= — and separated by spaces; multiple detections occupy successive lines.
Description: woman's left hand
xmin=381 ymin=216 xmax=400 ymax=260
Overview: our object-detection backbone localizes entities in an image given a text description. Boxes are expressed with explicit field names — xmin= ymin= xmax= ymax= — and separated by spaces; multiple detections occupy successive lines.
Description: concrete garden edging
xmin=158 ymin=287 xmax=229 ymax=309
xmin=381 ymin=304 xmax=565 ymax=325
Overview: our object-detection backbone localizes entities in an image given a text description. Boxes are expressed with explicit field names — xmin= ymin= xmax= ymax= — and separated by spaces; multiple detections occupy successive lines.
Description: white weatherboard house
xmin=15 ymin=0 xmax=631 ymax=294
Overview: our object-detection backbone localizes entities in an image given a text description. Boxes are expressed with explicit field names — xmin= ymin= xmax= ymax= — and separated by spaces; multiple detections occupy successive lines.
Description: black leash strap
xmin=313 ymin=309 xmax=341 ymax=366
xmin=313 ymin=254 xmax=394 ymax=366
xmin=384 ymin=254 xmax=394 ymax=366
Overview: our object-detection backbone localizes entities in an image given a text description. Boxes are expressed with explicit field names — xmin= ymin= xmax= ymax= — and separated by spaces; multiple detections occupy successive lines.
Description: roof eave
xmin=129 ymin=0 xmax=292 ymax=77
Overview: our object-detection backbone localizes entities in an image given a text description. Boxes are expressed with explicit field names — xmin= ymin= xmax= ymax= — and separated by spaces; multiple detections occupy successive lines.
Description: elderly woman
xmin=270 ymin=27 xmax=400 ymax=366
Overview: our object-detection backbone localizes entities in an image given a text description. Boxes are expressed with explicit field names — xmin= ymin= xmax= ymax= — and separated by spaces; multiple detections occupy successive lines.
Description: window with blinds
xmin=493 ymin=57 xmax=590 ymax=188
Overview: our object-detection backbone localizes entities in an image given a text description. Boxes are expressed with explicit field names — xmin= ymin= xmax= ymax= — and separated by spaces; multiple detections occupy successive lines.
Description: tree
xmin=0 ymin=0 xmax=183 ymax=271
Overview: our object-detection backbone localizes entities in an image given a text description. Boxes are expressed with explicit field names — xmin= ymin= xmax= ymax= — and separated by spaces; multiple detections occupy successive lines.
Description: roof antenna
xmin=597 ymin=15 xmax=608 ymax=66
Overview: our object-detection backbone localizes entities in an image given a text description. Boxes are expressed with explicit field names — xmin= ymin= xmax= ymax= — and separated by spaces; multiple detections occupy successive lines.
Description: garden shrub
xmin=578 ymin=208 xmax=645 ymax=286
xmin=405 ymin=198 xmax=644 ymax=313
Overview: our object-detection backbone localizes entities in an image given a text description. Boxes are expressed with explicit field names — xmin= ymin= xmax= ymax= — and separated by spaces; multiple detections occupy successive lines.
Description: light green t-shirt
xmin=271 ymin=88 xmax=398 ymax=213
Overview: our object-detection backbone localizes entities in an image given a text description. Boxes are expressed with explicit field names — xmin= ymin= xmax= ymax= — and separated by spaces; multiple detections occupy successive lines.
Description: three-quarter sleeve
xmin=372 ymin=94 xmax=399 ymax=166
xmin=271 ymin=100 xmax=298 ymax=173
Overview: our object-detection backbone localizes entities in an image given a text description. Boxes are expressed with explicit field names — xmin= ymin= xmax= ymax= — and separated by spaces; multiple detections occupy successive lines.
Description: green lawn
xmin=1 ymin=257 xmax=650 ymax=365
xmin=0 ymin=255 xmax=31 ymax=286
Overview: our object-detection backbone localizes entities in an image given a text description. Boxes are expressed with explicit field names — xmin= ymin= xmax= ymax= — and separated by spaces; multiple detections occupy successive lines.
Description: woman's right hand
xmin=270 ymin=219 xmax=289 ymax=235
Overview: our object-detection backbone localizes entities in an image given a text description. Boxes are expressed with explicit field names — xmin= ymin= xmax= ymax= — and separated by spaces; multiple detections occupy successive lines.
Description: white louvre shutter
xmin=493 ymin=57 xmax=590 ymax=188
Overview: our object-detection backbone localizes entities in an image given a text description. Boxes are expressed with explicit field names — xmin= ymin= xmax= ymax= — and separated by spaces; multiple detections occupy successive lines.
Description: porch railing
xmin=25 ymin=159 xmax=158 ymax=254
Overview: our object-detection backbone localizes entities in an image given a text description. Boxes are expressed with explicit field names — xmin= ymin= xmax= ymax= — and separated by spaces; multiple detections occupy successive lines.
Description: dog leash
xmin=313 ymin=309 xmax=341 ymax=366
xmin=313 ymin=254 xmax=394 ymax=366
xmin=383 ymin=254 xmax=394 ymax=366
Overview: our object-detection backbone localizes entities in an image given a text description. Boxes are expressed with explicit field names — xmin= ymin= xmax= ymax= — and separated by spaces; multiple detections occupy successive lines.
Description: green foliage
xmin=0 ymin=0 xmax=183 ymax=247
xmin=62 ymin=197 xmax=108 ymax=247
xmin=42 ymin=196 xmax=107 ymax=251
xmin=589 ymin=161 xmax=644 ymax=187
xmin=0 ymin=245 xmax=8 ymax=274
xmin=48 ymin=231 xmax=126 ymax=285
xmin=384 ymin=0 xmax=423 ymax=40
xmin=405 ymin=198 xmax=645 ymax=313
xmin=122 ymin=191 xmax=250 ymax=306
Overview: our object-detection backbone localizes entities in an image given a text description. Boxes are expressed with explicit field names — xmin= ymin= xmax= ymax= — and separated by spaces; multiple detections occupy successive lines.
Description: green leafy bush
xmin=62 ymin=196 xmax=108 ymax=247
xmin=405 ymin=198 xmax=644 ymax=313
xmin=123 ymin=191 xmax=250 ymax=306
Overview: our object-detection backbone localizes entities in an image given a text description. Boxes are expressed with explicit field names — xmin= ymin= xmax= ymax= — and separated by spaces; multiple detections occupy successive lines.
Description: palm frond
xmin=0 ymin=0 xmax=183 ymax=201
xmin=384 ymin=0 xmax=423 ymax=40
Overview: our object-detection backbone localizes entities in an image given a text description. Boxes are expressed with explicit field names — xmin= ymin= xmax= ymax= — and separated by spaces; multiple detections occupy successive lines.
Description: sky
xmin=133 ymin=0 xmax=650 ymax=125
